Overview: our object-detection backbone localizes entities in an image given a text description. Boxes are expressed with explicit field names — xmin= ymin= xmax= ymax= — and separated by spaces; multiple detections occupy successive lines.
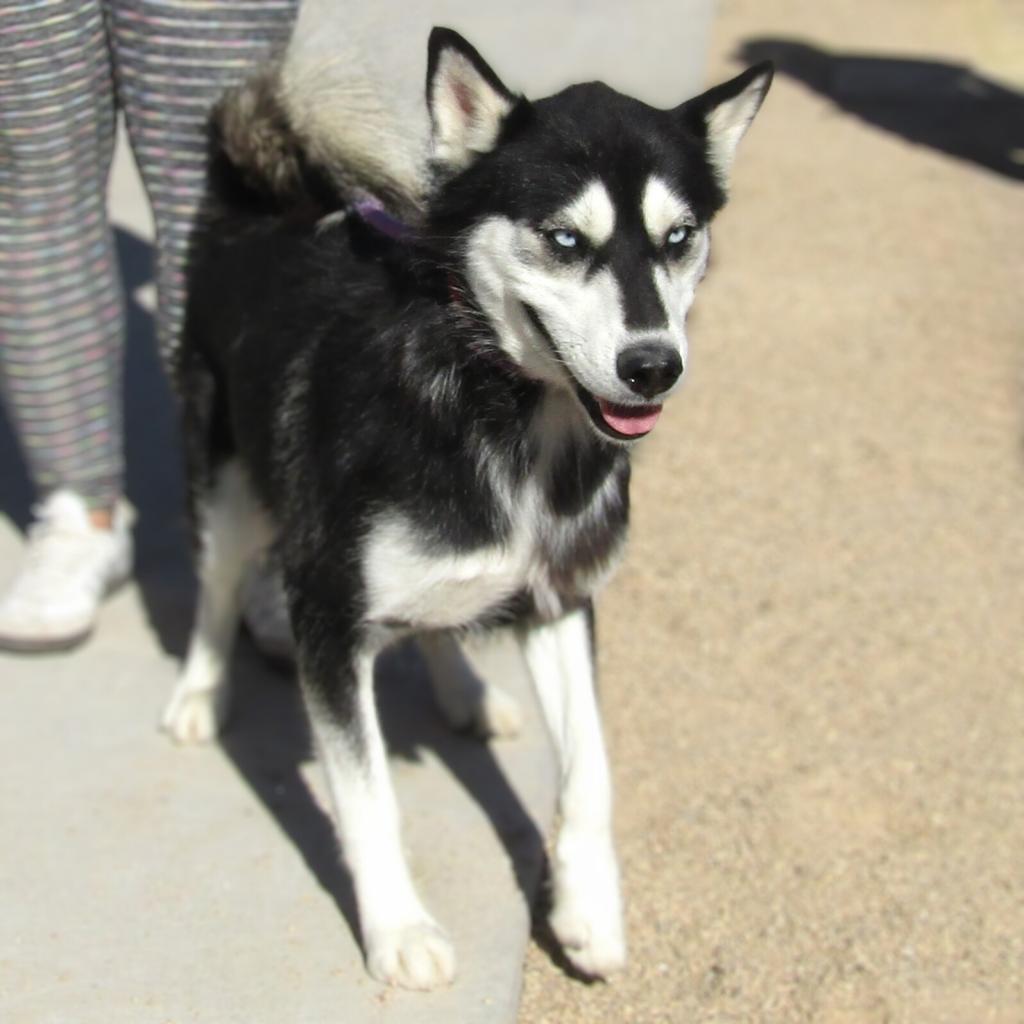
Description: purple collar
xmin=350 ymin=198 xmax=476 ymax=316
xmin=352 ymin=198 xmax=413 ymax=242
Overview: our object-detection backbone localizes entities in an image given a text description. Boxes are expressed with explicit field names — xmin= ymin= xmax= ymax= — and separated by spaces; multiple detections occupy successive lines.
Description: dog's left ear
xmin=427 ymin=27 xmax=519 ymax=171
xmin=678 ymin=62 xmax=773 ymax=187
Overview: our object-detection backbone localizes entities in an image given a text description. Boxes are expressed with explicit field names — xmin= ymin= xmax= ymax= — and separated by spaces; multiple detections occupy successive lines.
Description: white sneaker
xmin=0 ymin=490 xmax=133 ymax=652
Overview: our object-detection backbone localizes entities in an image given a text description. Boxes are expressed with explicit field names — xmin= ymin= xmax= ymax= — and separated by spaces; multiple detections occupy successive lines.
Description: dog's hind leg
xmin=519 ymin=602 xmax=626 ymax=978
xmin=418 ymin=631 xmax=523 ymax=740
xmin=163 ymin=460 xmax=271 ymax=744
xmin=294 ymin=601 xmax=456 ymax=990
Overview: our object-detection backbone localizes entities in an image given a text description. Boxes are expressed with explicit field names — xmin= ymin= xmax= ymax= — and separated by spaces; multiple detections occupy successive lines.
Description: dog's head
xmin=424 ymin=28 xmax=771 ymax=444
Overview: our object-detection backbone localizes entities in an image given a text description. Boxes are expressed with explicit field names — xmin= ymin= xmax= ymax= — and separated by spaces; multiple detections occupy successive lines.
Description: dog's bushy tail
xmin=211 ymin=0 xmax=424 ymax=220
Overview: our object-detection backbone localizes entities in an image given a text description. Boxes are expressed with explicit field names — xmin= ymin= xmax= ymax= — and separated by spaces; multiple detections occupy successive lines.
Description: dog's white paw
xmin=161 ymin=689 xmax=224 ymax=745
xmin=550 ymin=846 xmax=626 ymax=978
xmin=472 ymin=683 xmax=523 ymax=740
xmin=365 ymin=920 xmax=457 ymax=991
xmin=551 ymin=894 xmax=627 ymax=978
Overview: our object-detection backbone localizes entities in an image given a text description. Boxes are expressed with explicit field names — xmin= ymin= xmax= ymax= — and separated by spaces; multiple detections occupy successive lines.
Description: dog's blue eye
xmin=550 ymin=228 xmax=580 ymax=250
xmin=666 ymin=225 xmax=690 ymax=247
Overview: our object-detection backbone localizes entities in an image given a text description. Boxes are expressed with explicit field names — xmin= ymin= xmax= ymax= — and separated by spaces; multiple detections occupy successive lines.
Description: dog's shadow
xmin=218 ymin=636 xmax=558 ymax=969
xmin=738 ymin=37 xmax=1024 ymax=182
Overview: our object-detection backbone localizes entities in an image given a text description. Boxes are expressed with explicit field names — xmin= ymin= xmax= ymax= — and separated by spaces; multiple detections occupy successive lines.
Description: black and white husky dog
xmin=162 ymin=23 xmax=771 ymax=991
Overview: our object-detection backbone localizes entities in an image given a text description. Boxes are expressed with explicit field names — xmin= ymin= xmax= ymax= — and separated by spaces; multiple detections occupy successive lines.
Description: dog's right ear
xmin=427 ymin=28 xmax=518 ymax=172
xmin=677 ymin=62 xmax=773 ymax=189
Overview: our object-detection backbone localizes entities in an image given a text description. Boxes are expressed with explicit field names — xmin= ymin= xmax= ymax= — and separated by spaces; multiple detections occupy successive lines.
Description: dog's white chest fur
xmin=362 ymin=470 xmax=622 ymax=628
xmin=363 ymin=502 xmax=553 ymax=628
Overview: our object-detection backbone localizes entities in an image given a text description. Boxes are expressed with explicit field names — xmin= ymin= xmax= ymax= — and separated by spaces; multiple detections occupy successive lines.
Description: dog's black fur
xmin=171 ymin=26 xmax=771 ymax=986
xmin=182 ymin=43 xmax=768 ymax=640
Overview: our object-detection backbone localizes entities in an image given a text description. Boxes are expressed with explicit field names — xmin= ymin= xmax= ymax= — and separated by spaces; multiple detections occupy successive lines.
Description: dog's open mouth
xmin=575 ymin=386 xmax=663 ymax=441
xmin=522 ymin=303 xmax=663 ymax=442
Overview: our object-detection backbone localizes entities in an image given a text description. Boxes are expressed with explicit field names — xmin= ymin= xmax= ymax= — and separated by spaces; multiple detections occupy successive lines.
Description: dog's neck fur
xmin=421 ymin=274 xmax=630 ymax=488
xmin=418 ymin=297 xmax=632 ymax=581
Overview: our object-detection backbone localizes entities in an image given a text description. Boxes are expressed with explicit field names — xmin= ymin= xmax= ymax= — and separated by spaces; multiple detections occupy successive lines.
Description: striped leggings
xmin=0 ymin=0 xmax=296 ymax=508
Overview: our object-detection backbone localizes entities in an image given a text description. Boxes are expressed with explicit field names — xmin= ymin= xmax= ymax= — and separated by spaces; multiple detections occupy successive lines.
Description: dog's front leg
xmin=519 ymin=603 xmax=626 ymax=977
xmin=293 ymin=603 xmax=456 ymax=991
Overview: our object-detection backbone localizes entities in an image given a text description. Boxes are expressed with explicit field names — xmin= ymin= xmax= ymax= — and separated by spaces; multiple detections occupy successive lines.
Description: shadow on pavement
xmin=117 ymin=228 xmax=196 ymax=661
xmin=219 ymin=637 xmax=550 ymax=959
xmin=0 ymin=409 xmax=31 ymax=530
xmin=739 ymin=38 xmax=1024 ymax=182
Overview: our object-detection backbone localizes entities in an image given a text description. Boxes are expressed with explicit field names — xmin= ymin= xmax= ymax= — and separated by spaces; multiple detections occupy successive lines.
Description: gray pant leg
xmin=0 ymin=0 xmax=124 ymax=507
xmin=106 ymin=0 xmax=298 ymax=370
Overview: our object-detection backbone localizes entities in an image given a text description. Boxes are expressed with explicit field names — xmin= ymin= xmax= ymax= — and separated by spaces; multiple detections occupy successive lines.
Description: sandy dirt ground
xmin=519 ymin=1 xmax=1024 ymax=1021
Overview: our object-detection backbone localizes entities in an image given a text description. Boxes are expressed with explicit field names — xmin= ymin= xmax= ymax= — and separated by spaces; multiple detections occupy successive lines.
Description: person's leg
xmin=106 ymin=0 xmax=298 ymax=662
xmin=0 ymin=0 xmax=132 ymax=651
xmin=106 ymin=0 xmax=297 ymax=369
xmin=0 ymin=0 xmax=124 ymax=509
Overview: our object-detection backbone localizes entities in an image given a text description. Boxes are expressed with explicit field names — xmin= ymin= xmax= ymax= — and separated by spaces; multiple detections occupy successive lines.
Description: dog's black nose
xmin=616 ymin=344 xmax=683 ymax=399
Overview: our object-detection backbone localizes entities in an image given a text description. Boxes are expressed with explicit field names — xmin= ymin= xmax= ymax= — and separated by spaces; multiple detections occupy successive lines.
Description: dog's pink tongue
xmin=598 ymin=399 xmax=662 ymax=436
